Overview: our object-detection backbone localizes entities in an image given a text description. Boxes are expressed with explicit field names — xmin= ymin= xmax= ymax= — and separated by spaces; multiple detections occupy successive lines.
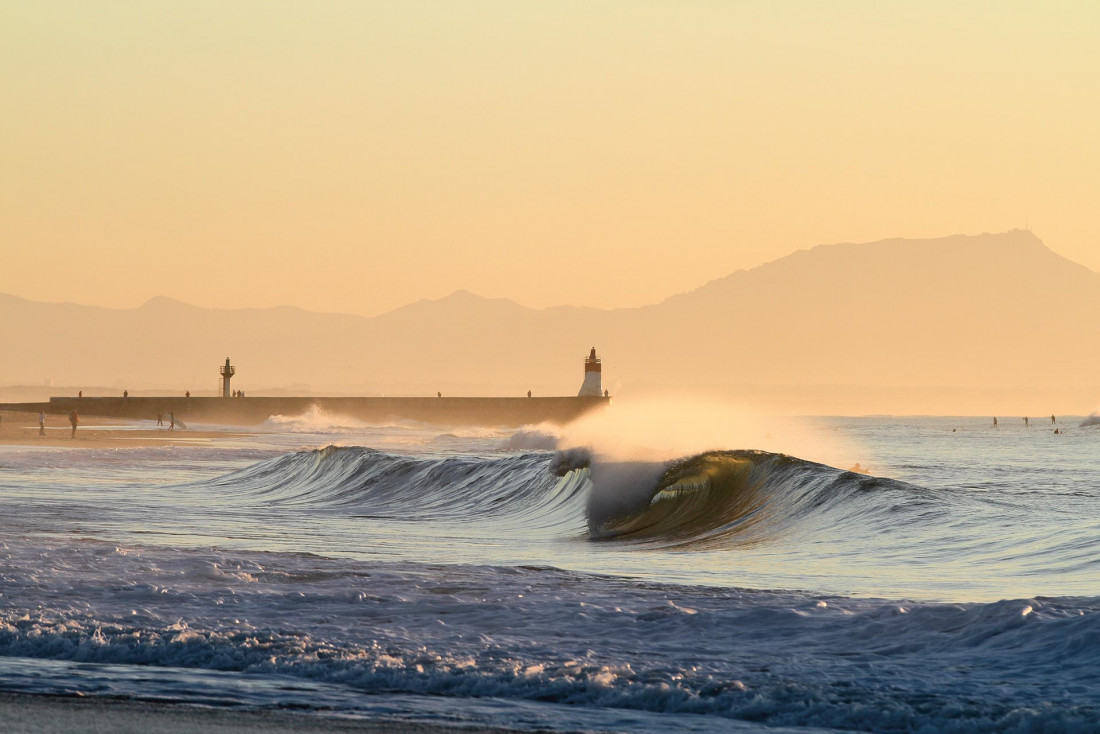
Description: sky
xmin=2 ymin=1 xmax=1098 ymax=316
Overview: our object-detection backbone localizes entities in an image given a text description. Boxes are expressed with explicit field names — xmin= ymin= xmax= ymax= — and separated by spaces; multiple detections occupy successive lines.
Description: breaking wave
xmin=195 ymin=445 xmax=929 ymax=551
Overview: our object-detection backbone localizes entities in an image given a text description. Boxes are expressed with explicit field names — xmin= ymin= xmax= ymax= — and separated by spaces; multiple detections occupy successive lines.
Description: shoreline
xmin=0 ymin=692 xmax=520 ymax=734
xmin=0 ymin=411 xmax=248 ymax=448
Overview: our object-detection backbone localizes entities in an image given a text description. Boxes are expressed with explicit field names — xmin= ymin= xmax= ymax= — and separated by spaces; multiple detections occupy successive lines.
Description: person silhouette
xmin=1024 ymin=416 xmax=1030 ymax=428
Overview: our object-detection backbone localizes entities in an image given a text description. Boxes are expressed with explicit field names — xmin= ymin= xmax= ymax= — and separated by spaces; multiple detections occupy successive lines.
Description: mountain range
xmin=2 ymin=230 xmax=1097 ymax=414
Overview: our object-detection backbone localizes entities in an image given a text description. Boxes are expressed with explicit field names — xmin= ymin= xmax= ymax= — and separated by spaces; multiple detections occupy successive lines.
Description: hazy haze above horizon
xmin=3 ymin=2 xmax=1099 ymax=316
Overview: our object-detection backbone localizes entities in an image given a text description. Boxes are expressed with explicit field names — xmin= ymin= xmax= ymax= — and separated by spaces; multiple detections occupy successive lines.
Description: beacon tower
xmin=578 ymin=347 xmax=602 ymax=397
xmin=220 ymin=357 xmax=236 ymax=398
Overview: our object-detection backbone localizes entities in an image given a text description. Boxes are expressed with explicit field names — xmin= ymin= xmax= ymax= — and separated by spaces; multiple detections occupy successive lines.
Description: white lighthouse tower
xmin=220 ymin=357 xmax=236 ymax=398
xmin=578 ymin=347 xmax=603 ymax=397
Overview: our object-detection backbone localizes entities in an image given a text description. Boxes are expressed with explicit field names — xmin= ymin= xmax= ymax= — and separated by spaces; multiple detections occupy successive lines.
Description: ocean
xmin=1 ymin=407 xmax=1098 ymax=732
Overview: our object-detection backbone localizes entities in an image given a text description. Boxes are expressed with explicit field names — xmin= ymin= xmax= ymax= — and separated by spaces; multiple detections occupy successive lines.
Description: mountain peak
xmin=140 ymin=296 xmax=193 ymax=310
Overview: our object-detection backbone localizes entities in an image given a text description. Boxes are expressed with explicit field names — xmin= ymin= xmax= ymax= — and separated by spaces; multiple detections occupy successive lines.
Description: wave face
xmin=204 ymin=445 xmax=589 ymax=532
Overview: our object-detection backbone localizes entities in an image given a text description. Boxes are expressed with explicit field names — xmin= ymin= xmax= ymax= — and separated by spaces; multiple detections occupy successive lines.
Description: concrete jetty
xmin=1 ymin=395 xmax=610 ymax=427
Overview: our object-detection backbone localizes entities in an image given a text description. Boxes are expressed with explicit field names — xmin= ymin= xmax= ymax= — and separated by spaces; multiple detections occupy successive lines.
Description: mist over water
xmin=2 ymin=408 xmax=1099 ymax=732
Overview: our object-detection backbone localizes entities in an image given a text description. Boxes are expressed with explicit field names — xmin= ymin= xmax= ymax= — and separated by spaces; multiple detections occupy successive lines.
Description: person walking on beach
xmin=69 ymin=410 xmax=78 ymax=438
xmin=38 ymin=411 xmax=46 ymax=436
xmin=157 ymin=412 xmax=163 ymax=426
xmin=169 ymin=412 xmax=175 ymax=431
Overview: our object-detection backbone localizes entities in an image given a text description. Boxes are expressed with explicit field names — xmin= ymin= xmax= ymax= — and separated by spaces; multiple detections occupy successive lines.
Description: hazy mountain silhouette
xmin=2 ymin=231 xmax=1097 ymax=412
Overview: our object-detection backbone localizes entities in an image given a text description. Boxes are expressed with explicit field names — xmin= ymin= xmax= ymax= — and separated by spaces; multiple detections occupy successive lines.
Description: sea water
xmin=1 ymin=414 xmax=1098 ymax=732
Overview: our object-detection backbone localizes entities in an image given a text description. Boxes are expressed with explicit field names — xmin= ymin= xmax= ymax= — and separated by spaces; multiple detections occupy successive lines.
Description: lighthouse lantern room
xmin=578 ymin=347 xmax=603 ymax=397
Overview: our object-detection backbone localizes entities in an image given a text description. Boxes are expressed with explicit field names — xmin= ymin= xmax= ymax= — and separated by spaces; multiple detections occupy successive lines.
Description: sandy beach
xmin=0 ymin=411 xmax=246 ymax=448
xmin=0 ymin=693 xmax=519 ymax=734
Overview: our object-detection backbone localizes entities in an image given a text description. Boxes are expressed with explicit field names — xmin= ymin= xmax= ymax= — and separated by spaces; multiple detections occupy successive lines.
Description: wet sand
xmin=0 ymin=692 xmax=519 ymax=734
xmin=0 ymin=411 xmax=247 ymax=448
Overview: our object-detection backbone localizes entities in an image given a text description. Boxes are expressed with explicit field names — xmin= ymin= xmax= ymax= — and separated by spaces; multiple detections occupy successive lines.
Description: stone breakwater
xmin=0 ymin=395 xmax=610 ymax=427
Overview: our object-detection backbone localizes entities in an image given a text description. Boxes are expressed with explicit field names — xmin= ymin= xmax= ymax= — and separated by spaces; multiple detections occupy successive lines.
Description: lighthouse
xmin=219 ymin=357 xmax=236 ymax=398
xmin=578 ymin=347 xmax=602 ymax=397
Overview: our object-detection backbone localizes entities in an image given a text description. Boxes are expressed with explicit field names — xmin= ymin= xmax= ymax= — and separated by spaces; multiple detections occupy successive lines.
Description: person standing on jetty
xmin=69 ymin=410 xmax=78 ymax=438
xmin=38 ymin=411 xmax=46 ymax=436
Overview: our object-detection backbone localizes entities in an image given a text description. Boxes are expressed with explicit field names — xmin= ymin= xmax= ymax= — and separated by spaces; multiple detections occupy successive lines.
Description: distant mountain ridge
xmin=2 ymin=231 xmax=1098 ymax=413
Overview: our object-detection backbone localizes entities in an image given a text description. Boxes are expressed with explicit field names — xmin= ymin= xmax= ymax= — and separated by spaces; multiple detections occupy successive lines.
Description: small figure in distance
xmin=157 ymin=412 xmax=163 ymax=426
xmin=38 ymin=411 xmax=46 ymax=436
xmin=78 ymin=390 xmax=82 ymax=399
xmin=1024 ymin=416 xmax=1030 ymax=428
xmin=123 ymin=390 xmax=128 ymax=398
xmin=527 ymin=390 xmax=532 ymax=398
xmin=185 ymin=390 xmax=190 ymax=398
xmin=69 ymin=409 xmax=78 ymax=438
xmin=1051 ymin=414 xmax=1056 ymax=425
xmin=239 ymin=390 xmax=244 ymax=397
xmin=604 ymin=388 xmax=609 ymax=398
xmin=993 ymin=417 xmax=998 ymax=428
xmin=169 ymin=411 xmax=175 ymax=431
xmin=437 ymin=392 xmax=442 ymax=398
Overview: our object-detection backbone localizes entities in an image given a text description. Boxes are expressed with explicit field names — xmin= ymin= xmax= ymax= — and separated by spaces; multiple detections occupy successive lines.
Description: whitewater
xmin=2 ymin=413 xmax=1099 ymax=732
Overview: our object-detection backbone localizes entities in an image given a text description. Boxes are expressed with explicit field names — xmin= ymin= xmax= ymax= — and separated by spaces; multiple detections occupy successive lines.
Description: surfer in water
xmin=993 ymin=417 xmax=998 ymax=428
xmin=1024 ymin=416 xmax=1030 ymax=428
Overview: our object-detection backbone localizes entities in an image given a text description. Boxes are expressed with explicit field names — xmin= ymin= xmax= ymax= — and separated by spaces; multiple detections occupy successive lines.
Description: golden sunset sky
xmin=2 ymin=2 xmax=1097 ymax=315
